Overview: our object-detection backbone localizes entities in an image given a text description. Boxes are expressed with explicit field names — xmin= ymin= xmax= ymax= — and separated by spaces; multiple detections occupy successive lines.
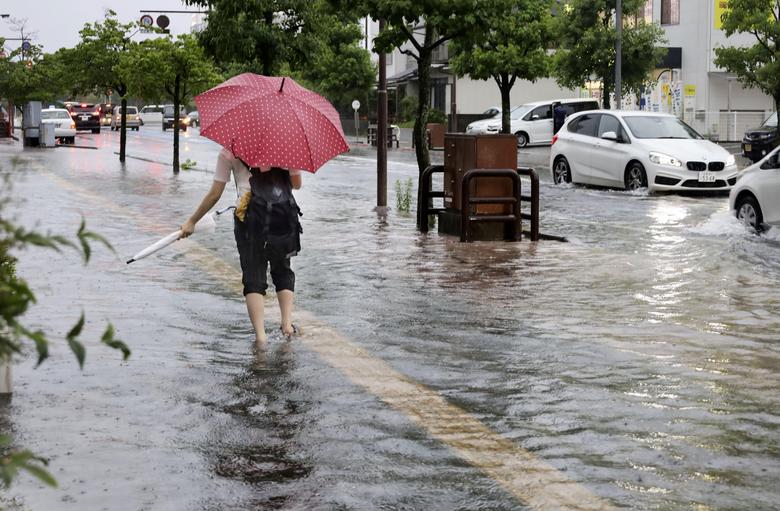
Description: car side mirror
xmin=601 ymin=131 xmax=619 ymax=141
xmin=531 ymin=115 xmax=540 ymax=120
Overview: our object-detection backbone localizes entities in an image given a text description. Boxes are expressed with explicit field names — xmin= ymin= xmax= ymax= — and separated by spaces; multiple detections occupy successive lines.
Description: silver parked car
xmin=110 ymin=106 xmax=141 ymax=131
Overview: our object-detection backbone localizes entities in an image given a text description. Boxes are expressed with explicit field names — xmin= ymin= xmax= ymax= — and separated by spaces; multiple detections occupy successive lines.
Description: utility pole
xmin=376 ymin=19 xmax=388 ymax=212
xmin=615 ymin=0 xmax=622 ymax=110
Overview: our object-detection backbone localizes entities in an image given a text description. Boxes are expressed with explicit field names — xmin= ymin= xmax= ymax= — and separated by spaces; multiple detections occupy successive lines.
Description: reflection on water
xmin=5 ymin=143 xmax=780 ymax=510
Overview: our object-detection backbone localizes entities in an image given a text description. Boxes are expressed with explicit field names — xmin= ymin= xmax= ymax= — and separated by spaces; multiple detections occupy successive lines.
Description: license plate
xmin=698 ymin=171 xmax=716 ymax=183
xmin=80 ymin=115 xmax=89 ymax=121
xmin=744 ymin=143 xmax=751 ymax=152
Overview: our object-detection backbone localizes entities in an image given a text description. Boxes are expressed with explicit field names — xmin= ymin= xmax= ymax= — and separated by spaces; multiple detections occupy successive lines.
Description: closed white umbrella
xmin=126 ymin=206 xmax=234 ymax=264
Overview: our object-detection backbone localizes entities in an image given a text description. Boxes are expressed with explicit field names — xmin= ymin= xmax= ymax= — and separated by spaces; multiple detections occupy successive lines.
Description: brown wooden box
xmin=443 ymin=134 xmax=517 ymax=214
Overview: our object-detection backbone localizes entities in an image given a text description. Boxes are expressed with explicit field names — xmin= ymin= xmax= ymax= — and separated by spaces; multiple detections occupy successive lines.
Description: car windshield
xmin=761 ymin=112 xmax=777 ymax=128
xmin=511 ymin=105 xmax=534 ymax=120
xmin=118 ymin=107 xmax=138 ymax=114
xmin=41 ymin=110 xmax=71 ymax=120
xmin=622 ymin=116 xmax=702 ymax=139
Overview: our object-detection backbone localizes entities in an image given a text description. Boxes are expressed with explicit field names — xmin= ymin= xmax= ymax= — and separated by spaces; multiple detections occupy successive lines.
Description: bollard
xmin=0 ymin=360 xmax=11 ymax=395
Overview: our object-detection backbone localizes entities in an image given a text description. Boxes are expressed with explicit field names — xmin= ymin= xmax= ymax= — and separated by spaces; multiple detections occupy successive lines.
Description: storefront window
xmin=661 ymin=0 xmax=680 ymax=24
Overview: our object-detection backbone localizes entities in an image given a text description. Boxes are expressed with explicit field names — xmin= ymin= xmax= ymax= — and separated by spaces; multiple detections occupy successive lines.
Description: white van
xmin=139 ymin=105 xmax=164 ymax=125
xmin=466 ymin=98 xmax=600 ymax=147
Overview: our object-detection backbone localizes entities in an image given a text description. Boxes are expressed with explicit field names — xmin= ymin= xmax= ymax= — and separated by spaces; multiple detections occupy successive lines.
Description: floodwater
xmin=1 ymin=129 xmax=778 ymax=510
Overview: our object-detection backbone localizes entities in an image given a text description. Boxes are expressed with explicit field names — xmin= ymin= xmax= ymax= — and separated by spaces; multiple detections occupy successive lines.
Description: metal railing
xmin=684 ymin=110 xmax=771 ymax=142
xmin=418 ymin=165 xmax=446 ymax=231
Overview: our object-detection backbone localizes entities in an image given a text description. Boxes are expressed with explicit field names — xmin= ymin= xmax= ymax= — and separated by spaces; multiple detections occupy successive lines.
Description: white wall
xmin=659 ymin=0 xmax=773 ymax=113
xmin=452 ymin=77 xmax=579 ymax=114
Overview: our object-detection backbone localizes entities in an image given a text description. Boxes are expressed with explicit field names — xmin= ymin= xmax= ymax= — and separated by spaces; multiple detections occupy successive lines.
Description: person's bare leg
xmin=277 ymin=290 xmax=295 ymax=336
xmin=245 ymin=293 xmax=267 ymax=345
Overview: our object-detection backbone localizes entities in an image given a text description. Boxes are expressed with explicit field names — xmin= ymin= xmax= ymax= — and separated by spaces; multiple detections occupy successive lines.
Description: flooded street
xmin=1 ymin=127 xmax=778 ymax=510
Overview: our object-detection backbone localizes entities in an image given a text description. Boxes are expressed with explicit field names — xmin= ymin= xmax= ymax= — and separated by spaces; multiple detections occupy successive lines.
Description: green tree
xmin=0 ymin=41 xmax=68 ymax=107
xmin=449 ymin=0 xmax=552 ymax=135
xmin=553 ymin=0 xmax=666 ymax=109
xmin=0 ymin=175 xmax=130 ymax=488
xmin=64 ymin=10 xmax=139 ymax=162
xmin=184 ymin=0 xmax=375 ymax=112
xmin=119 ymin=34 xmax=223 ymax=173
xmin=331 ymin=1 xmax=490 ymax=174
xmin=293 ymin=14 xmax=376 ymax=111
xmin=714 ymin=0 xmax=780 ymax=115
xmin=184 ymin=0 xmax=319 ymax=76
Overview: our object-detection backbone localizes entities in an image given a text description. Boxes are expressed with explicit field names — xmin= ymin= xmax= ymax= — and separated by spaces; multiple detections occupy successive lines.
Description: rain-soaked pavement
xmin=1 ymin=127 xmax=778 ymax=510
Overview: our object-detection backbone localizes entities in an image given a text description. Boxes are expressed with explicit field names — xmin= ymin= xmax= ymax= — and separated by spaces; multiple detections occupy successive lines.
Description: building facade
xmin=364 ymin=1 xmax=775 ymax=139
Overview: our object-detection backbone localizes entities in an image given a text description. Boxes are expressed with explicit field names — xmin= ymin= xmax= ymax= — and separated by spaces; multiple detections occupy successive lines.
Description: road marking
xmin=40 ymin=167 xmax=615 ymax=510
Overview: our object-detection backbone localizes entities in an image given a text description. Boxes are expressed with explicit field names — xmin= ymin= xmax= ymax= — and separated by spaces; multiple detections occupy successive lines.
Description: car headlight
xmin=649 ymin=151 xmax=682 ymax=167
xmin=726 ymin=154 xmax=736 ymax=167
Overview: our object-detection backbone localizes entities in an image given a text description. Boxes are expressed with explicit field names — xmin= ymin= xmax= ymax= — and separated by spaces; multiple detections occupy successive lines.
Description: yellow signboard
xmin=684 ymin=85 xmax=696 ymax=97
xmin=714 ymin=0 xmax=729 ymax=29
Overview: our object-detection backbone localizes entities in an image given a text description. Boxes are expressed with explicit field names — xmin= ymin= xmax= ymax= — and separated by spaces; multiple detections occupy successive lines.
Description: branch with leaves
xmin=1 ymin=182 xmax=130 ymax=489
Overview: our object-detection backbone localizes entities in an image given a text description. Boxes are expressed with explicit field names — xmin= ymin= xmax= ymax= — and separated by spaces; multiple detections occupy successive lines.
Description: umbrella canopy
xmin=194 ymin=73 xmax=349 ymax=173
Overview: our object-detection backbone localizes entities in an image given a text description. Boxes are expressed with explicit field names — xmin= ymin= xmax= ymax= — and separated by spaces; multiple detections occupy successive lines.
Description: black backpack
xmin=244 ymin=167 xmax=302 ymax=258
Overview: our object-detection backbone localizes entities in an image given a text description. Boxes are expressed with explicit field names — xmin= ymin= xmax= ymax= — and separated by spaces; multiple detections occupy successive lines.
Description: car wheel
xmin=516 ymin=131 xmax=529 ymax=148
xmin=624 ymin=162 xmax=648 ymax=191
xmin=92 ymin=128 xmax=100 ymax=134
xmin=552 ymin=157 xmax=572 ymax=184
xmin=736 ymin=195 xmax=764 ymax=231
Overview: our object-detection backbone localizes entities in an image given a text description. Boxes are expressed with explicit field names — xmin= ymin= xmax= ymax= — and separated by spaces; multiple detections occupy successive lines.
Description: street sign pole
xmin=377 ymin=19 xmax=388 ymax=212
xmin=352 ymin=99 xmax=361 ymax=144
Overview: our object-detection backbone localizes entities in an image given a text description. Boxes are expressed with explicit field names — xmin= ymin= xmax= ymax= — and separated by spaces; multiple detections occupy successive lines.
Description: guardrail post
xmin=418 ymin=165 xmax=445 ymax=232
xmin=517 ymin=167 xmax=539 ymax=241
xmin=0 ymin=359 xmax=11 ymax=395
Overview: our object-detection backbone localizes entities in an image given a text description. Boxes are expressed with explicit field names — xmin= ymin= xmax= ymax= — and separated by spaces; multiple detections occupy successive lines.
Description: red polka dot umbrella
xmin=194 ymin=73 xmax=349 ymax=173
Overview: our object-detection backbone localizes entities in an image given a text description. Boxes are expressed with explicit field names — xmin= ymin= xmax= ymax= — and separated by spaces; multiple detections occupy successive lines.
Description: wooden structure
xmin=418 ymin=133 xmax=540 ymax=242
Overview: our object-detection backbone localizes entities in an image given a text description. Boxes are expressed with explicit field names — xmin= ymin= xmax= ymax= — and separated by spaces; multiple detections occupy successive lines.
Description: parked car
xmin=741 ymin=112 xmax=778 ymax=163
xmin=466 ymin=106 xmax=525 ymax=135
xmin=466 ymin=98 xmax=599 ymax=147
xmin=66 ymin=103 xmax=101 ymax=133
xmin=99 ymin=103 xmax=114 ymax=126
xmin=139 ymin=105 xmax=164 ymax=125
xmin=110 ymin=105 xmax=141 ymax=131
xmin=186 ymin=110 xmax=199 ymax=127
xmin=162 ymin=104 xmax=188 ymax=131
xmin=40 ymin=107 xmax=76 ymax=144
xmin=730 ymin=145 xmax=780 ymax=231
xmin=550 ymin=110 xmax=738 ymax=192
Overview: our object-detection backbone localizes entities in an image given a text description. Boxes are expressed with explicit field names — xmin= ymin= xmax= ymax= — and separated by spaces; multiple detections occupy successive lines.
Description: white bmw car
xmin=729 ymin=145 xmax=780 ymax=231
xmin=550 ymin=110 xmax=738 ymax=192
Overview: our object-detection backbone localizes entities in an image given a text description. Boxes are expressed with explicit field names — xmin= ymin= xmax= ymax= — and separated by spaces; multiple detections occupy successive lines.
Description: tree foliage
xmin=714 ymin=0 xmax=780 ymax=114
xmin=0 ymin=174 xmax=130 ymax=488
xmin=331 ymin=0 xmax=491 ymax=173
xmin=0 ymin=41 xmax=67 ymax=105
xmin=449 ymin=0 xmax=552 ymax=134
xmin=60 ymin=10 xmax=140 ymax=162
xmin=552 ymin=0 xmax=666 ymax=109
xmin=118 ymin=34 xmax=223 ymax=173
xmin=185 ymin=0 xmax=375 ymax=112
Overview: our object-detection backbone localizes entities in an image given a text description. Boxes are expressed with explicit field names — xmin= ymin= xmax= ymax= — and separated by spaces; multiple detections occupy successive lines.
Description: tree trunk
xmin=499 ymin=73 xmax=512 ymax=134
xmin=262 ymin=11 xmax=274 ymax=76
xmin=602 ymin=70 xmax=612 ymax=110
xmin=173 ymin=74 xmax=181 ymax=174
xmin=413 ymin=31 xmax=435 ymax=175
xmin=119 ymin=96 xmax=127 ymax=163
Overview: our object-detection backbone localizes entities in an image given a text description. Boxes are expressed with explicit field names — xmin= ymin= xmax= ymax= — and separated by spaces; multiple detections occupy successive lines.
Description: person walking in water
xmin=180 ymin=147 xmax=302 ymax=346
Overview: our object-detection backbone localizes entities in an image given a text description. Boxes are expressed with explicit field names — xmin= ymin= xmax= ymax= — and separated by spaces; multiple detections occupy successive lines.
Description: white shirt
xmin=213 ymin=148 xmax=301 ymax=201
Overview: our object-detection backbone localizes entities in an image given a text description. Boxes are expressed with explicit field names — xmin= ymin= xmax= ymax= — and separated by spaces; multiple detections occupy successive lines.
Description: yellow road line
xmin=41 ymin=168 xmax=614 ymax=510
